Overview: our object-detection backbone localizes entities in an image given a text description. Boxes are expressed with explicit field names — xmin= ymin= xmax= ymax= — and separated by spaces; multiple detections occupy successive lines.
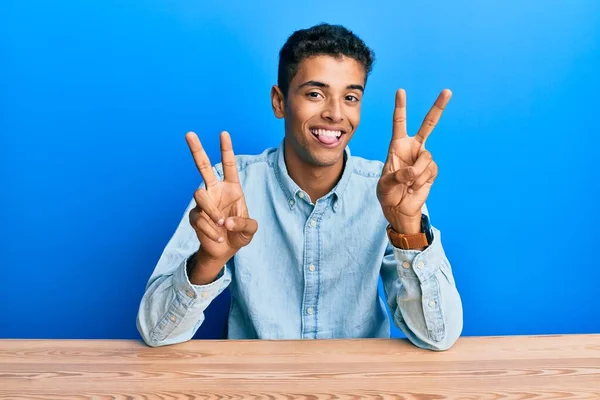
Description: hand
xmin=376 ymin=89 xmax=452 ymax=234
xmin=186 ymin=131 xmax=258 ymax=267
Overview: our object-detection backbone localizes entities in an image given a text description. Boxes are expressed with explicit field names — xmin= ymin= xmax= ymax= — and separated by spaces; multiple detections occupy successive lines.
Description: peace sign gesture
xmin=376 ymin=89 xmax=452 ymax=234
xmin=185 ymin=131 xmax=258 ymax=273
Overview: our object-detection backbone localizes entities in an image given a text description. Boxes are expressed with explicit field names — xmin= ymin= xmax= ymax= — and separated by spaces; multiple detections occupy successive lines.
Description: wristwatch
xmin=386 ymin=214 xmax=433 ymax=250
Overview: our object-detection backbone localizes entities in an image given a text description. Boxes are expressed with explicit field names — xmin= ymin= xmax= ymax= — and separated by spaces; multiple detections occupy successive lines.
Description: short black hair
xmin=277 ymin=23 xmax=375 ymax=98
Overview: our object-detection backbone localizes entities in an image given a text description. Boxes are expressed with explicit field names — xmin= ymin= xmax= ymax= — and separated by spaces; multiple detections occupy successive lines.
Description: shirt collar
xmin=273 ymin=140 xmax=353 ymax=212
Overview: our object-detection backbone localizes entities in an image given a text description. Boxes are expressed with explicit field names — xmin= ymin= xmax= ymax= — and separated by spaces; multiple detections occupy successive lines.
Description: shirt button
xmin=428 ymin=300 xmax=436 ymax=308
xmin=309 ymin=265 xmax=316 ymax=272
xmin=289 ymin=199 xmax=295 ymax=206
xmin=201 ymin=292 xmax=210 ymax=298
xmin=310 ymin=219 xmax=317 ymax=227
xmin=402 ymin=261 xmax=410 ymax=269
xmin=298 ymin=192 xmax=305 ymax=199
xmin=169 ymin=315 xmax=176 ymax=322
xmin=307 ymin=307 xmax=313 ymax=315
xmin=417 ymin=261 xmax=424 ymax=269
xmin=185 ymin=289 xmax=195 ymax=298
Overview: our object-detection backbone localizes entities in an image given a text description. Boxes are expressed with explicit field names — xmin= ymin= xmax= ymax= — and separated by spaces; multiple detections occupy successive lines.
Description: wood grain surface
xmin=1 ymin=335 xmax=599 ymax=399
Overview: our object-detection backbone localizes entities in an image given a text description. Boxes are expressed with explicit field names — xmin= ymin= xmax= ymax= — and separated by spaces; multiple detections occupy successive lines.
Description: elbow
xmin=430 ymin=289 xmax=464 ymax=351
xmin=400 ymin=319 xmax=463 ymax=351
xmin=137 ymin=324 xmax=168 ymax=348
xmin=143 ymin=337 xmax=165 ymax=348
xmin=428 ymin=308 xmax=464 ymax=351
xmin=416 ymin=324 xmax=462 ymax=352
xmin=136 ymin=309 xmax=165 ymax=348
xmin=409 ymin=304 xmax=463 ymax=351
xmin=429 ymin=328 xmax=461 ymax=351
xmin=136 ymin=308 xmax=198 ymax=348
xmin=138 ymin=326 xmax=163 ymax=348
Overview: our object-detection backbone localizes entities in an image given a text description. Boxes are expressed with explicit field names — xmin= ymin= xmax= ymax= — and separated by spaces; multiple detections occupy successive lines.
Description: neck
xmin=283 ymin=138 xmax=345 ymax=202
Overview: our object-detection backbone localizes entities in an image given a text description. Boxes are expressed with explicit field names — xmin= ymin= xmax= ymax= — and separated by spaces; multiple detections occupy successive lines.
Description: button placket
xmin=301 ymin=201 xmax=328 ymax=338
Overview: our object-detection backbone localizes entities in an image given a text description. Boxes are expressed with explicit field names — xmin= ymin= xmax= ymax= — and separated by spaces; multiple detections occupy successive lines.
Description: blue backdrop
xmin=1 ymin=1 xmax=599 ymax=340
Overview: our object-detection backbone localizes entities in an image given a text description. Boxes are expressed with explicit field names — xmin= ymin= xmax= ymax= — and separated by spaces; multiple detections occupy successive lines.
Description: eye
xmin=345 ymin=95 xmax=360 ymax=102
xmin=307 ymin=91 xmax=323 ymax=99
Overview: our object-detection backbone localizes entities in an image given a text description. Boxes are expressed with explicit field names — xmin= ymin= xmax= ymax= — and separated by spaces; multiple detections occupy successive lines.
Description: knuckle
xmin=206 ymin=229 xmax=219 ymax=240
xmin=194 ymin=188 xmax=206 ymax=200
xmin=192 ymin=217 xmax=203 ymax=231
xmin=198 ymin=160 xmax=212 ymax=170
xmin=424 ymin=118 xmax=437 ymax=128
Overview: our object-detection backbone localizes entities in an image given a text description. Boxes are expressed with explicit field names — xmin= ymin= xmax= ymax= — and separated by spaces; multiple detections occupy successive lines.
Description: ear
xmin=270 ymin=85 xmax=285 ymax=119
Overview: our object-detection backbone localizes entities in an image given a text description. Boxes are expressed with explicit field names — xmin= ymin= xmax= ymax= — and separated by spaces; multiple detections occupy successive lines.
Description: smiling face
xmin=272 ymin=55 xmax=366 ymax=168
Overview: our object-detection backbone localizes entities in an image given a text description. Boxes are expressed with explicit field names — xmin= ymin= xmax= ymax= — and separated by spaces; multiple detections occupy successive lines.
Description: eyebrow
xmin=297 ymin=80 xmax=364 ymax=92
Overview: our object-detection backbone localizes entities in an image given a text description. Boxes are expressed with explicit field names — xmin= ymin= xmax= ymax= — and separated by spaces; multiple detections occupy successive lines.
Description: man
xmin=137 ymin=23 xmax=463 ymax=350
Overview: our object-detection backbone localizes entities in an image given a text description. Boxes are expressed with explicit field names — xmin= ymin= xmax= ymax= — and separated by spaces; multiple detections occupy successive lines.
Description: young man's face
xmin=278 ymin=55 xmax=365 ymax=167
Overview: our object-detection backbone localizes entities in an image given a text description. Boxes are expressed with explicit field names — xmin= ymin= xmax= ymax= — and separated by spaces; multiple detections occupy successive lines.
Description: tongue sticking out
xmin=316 ymin=134 xmax=338 ymax=145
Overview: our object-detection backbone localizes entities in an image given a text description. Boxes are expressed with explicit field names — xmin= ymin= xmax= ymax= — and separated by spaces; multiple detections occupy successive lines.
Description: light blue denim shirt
xmin=137 ymin=141 xmax=463 ymax=350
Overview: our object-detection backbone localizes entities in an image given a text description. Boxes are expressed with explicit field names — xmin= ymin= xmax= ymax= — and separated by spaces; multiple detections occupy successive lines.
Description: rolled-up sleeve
xmin=380 ymin=224 xmax=463 ymax=351
xmin=136 ymin=196 xmax=231 ymax=347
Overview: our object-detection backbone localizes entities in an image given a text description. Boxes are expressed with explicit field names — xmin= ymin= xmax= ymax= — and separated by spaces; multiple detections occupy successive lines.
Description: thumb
xmin=225 ymin=216 xmax=258 ymax=237
xmin=378 ymin=167 xmax=414 ymax=194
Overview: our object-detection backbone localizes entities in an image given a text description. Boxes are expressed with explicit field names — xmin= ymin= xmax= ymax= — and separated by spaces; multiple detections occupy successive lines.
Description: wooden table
xmin=1 ymin=335 xmax=599 ymax=399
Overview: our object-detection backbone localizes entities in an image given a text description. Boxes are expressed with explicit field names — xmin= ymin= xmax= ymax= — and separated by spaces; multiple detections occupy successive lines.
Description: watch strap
xmin=386 ymin=224 xmax=430 ymax=250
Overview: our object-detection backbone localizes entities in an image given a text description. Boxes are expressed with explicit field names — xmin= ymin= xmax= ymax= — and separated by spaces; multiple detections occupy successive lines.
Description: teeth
xmin=311 ymin=128 xmax=342 ymax=138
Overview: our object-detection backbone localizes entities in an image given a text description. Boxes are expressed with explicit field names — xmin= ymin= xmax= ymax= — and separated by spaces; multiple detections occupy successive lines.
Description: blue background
xmin=1 ymin=1 xmax=599 ymax=340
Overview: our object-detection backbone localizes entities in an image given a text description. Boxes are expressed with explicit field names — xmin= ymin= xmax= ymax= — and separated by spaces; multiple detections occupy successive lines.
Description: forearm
xmin=382 ymin=227 xmax=463 ymax=351
xmin=188 ymin=249 xmax=230 ymax=285
xmin=137 ymin=255 xmax=231 ymax=347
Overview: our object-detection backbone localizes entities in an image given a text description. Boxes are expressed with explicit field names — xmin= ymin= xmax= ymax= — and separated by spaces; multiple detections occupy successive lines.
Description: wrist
xmin=188 ymin=250 xmax=228 ymax=285
xmin=389 ymin=215 xmax=422 ymax=235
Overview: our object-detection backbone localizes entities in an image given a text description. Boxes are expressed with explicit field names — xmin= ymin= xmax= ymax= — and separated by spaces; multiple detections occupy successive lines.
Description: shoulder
xmin=212 ymin=147 xmax=277 ymax=180
xmin=342 ymin=154 xmax=385 ymax=205
xmin=349 ymin=155 xmax=385 ymax=180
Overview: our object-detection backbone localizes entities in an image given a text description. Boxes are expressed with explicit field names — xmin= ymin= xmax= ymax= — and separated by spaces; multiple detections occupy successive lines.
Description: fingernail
xmin=217 ymin=236 xmax=224 ymax=243
xmin=217 ymin=218 xmax=224 ymax=226
xmin=407 ymin=188 xmax=414 ymax=194
xmin=225 ymin=219 xmax=235 ymax=230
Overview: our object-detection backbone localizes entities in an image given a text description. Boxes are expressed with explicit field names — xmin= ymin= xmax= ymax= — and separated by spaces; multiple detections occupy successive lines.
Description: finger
xmin=185 ymin=131 xmax=218 ymax=187
xmin=378 ymin=167 xmax=415 ymax=194
xmin=193 ymin=189 xmax=225 ymax=226
xmin=410 ymin=150 xmax=433 ymax=177
xmin=224 ymin=216 xmax=258 ymax=236
xmin=190 ymin=210 xmax=224 ymax=243
xmin=409 ymin=162 xmax=438 ymax=193
xmin=415 ymin=89 xmax=452 ymax=145
xmin=391 ymin=89 xmax=408 ymax=140
xmin=220 ymin=131 xmax=240 ymax=183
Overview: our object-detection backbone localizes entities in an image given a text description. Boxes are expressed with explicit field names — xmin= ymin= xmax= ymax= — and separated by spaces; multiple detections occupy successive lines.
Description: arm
xmin=380 ymin=208 xmax=463 ymax=351
xmin=137 ymin=131 xmax=257 ymax=347
xmin=376 ymin=88 xmax=462 ymax=350
xmin=136 ymin=198 xmax=232 ymax=347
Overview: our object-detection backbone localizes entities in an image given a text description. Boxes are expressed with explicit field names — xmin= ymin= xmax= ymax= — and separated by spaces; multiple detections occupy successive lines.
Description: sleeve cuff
xmin=173 ymin=254 xmax=231 ymax=308
xmin=392 ymin=226 xmax=445 ymax=282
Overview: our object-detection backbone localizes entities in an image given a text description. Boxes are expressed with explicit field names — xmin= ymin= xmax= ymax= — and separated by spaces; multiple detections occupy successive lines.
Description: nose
xmin=321 ymin=98 xmax=343 ymax=123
